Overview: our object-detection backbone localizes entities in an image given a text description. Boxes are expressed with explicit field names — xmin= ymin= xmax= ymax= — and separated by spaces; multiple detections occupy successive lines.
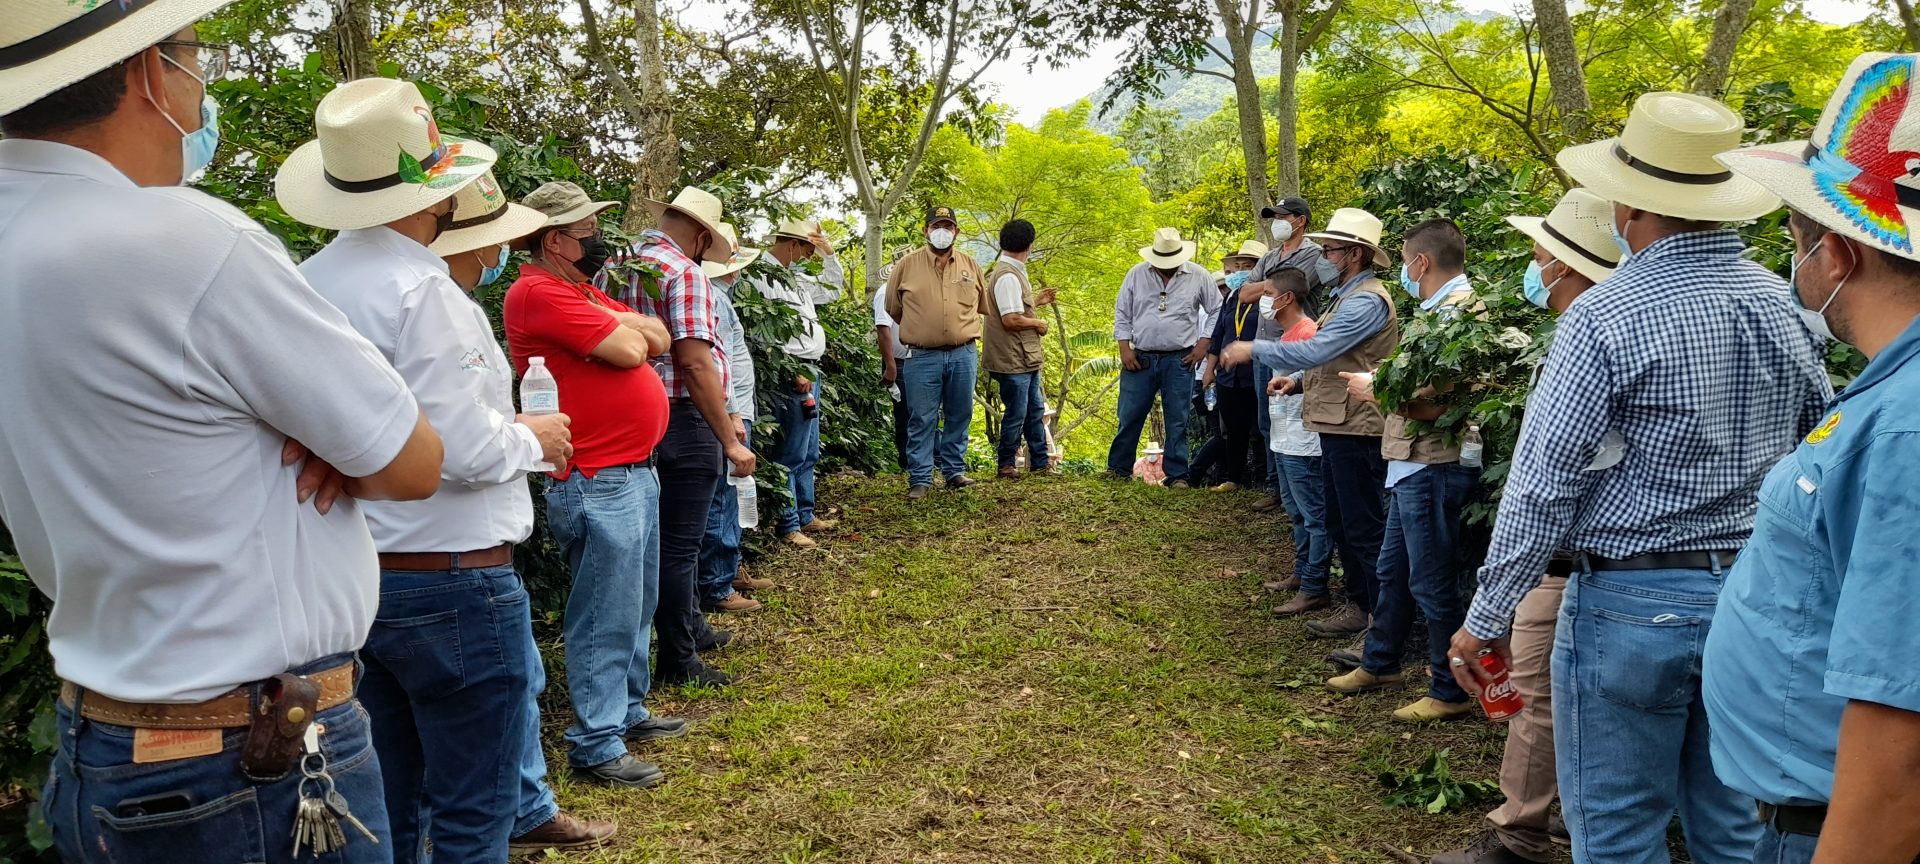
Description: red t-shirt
xmin=504 ymin=264 xmax=668 ymax=477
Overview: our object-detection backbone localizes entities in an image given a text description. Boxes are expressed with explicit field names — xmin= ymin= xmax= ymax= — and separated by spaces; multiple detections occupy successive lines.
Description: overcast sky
xmin=978 ymin=0 xmax=1882 ymax=125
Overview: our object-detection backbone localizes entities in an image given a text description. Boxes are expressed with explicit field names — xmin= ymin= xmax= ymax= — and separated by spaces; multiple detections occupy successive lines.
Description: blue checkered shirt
xmin=1463 ymin=230 xmax=1832 ymax=639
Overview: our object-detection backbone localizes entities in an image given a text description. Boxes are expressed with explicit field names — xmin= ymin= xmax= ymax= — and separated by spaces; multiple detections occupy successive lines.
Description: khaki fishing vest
xmin=1380 ymin=286 xmax=1477 ymax=462
xmin=982 ymin=262 xmax=1043 ymax=374
xmin=1301 ymin=277 xmax=1400 ymax=437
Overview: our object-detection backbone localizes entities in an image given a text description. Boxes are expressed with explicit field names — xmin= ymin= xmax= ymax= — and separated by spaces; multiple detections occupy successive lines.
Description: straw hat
xmin=1557 ymin=91 xmax=1780 ymax=222
xmin=276 ymin=78 xmax=496 ymax=231
xmin=646 ymin=187 xmax=734 ymax=263
xmin=699 ymin=223 xmax=759 ymax=280
xmin=1144 ymin=441 xmax=1165 ymax=456
xmin=428 ymin=171 xmax=546 ymax=257
xmin=0 ymin=0 xmax=238 ymax=116
xmin=1139 ymin=227 xmax=1198 ymax=268
xmin=1719 ymin=53 xmax=1920 ymax=260
xmin=771 ymin=218 xmax=820 ymax=242
xmin=522 ymin=181 xmax=618 ymax=227
xmin=1223 ymin=239 xmax=1269 ymax=265
xmin=1305 ymin=207 xmax=1391 ymax=269
xmin=1506 ymin=188 xmax=1622 ymax=284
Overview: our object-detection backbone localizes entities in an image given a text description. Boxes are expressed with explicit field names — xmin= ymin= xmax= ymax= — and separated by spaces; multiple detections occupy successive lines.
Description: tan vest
xmin=1380 ymin=286 xmax=1477 ymax=462
xmin=1302 ymin=277 xmax=1400 ymax=437
xmin=982 ymin=262 xmax=1043 ymax=374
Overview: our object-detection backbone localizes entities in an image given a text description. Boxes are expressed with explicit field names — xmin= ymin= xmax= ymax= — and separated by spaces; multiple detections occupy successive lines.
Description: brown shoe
xmin=801 ymin=516 xmax=839 ymax=532
xmin=712 ymin=593 xmax=761 ymax=613
xmin=1251 ymin=494 xmax=1281 ymax=511
xmin=998 ymin=466 xmax=1022 ymax=479
xmin=783 ymin=531 xmax=817 ymax=549
xmin=1272 ymin=591 xmax=1331 ymax=617
xmin=733 ymin=569 xmax=775 ymax=592
xmin=510 ymin=811 xmax=618 ymax=855
xmin=1430 ymin=828 xmax=1547 ymax=864
xmin=1304 ymin=605 xmax=1368 ymax=638
xmin=1262 ymin=574 xmax=1301 ymax=593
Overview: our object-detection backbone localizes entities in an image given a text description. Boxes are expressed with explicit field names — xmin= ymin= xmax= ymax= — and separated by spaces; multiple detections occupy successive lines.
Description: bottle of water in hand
xmin=521 ymin=356 xmax=560 ymax=473
xmin=732 ymin=475 xmax=759 ymax=529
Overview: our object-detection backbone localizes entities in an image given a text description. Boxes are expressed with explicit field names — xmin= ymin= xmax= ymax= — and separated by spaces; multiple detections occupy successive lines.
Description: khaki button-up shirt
xmin=885 ymin=246 xmax=987 ymax=349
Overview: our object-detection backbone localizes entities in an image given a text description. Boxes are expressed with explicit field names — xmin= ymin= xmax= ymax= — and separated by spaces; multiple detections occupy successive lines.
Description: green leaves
xmin=1379 ymin=748 xmax=1501 ymax=813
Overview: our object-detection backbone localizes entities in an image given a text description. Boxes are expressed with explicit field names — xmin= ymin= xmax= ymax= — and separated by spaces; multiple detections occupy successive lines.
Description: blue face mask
xmin=478 ymin=245 xmax=509 ymax=288
xmin=1398 ymin=261 xmax=1422 ymax=298
xmin=1611 ymin=215 xmax=1634 ymax=265
xmin=1523 ymin=260 xmax=1554 ymax=309
xmin=151 ymin=53 xmax=220 ymax=184
xmin=1225 ymin=270 xmax=1251 ymax=291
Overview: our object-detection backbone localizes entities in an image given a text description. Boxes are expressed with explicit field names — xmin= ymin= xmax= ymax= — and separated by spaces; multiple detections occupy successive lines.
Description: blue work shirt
xmin=1703 ymin=313 xmax=1920 ymax=806
xmin=1250 ymin=271 xmax=1391 ymax=376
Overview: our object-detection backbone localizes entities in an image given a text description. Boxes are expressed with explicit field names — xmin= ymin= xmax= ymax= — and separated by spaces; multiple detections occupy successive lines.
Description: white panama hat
xmin=1718 ymin=53 xmax=1920 ymax=261
xmin=1305 ymin=207 xmax=1391 ymax=269
xmin=646 ymin=186 xmax=735 ymax=264
xmin=275 ymin=77 xmax=496 ymax=231
xmin=1144 ymin=441 xmax=1165 ymax=455
xmin=1506 ymin=188 xmax=1622 ymax=284
xmin=0 ymin=0 xmax=236 ymax=116
xmin=1557 ymin=91 xmax=1780 ymax=223
xmin=771 ymin=218 xmax=821 ymax=242
xmin=699 ymin=223 xmax=759 ymax=280
xmin=429 ymin=171 xmax=547 ymax=257
xmin=1139 ymin=227 xmax=1198 ymax=268
xmin=1223 ymin=239 xmax=1269 ymax=264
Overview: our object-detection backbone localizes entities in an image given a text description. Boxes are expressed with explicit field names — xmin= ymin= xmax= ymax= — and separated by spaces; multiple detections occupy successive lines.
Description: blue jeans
xmin=700 ymin=420 xmax=750 ymax=607
xmin=42 ymin=655 xmax=391 ymax=864
xmin=1107 ymin=350 xmax=1194 ymax=482
xmin=1278 ymin=453 xmax=1332 ymax=594
xmin=1362 ymin=463 xmax=1479 ymax=702
xmin=900 ymin=343 xmax=978 ymax=486
xmin=773 ymin=382 xmax=820 ymax=533
xmin=1555 ymin=563 xmax=1759 ymax=864
xmin=543 ymin=464 xmax=661 ymax=768
xmin=1318 ymin=432 xmax=1387 ymax=613
xmin=1751 ymin=828 xmax=1815 ymax=864
xmin=992 ymin=370 xmax=1049 ymax=470
xmin=357 ymin=564 xmax=549 ymax=863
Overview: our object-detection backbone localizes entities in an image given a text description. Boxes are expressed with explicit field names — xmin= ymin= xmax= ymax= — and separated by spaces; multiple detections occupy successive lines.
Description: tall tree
xmin=1895 ymin=0 xmax=1920 ymax=50
xmin=577 ymin=0 xmax=681 ymax=233
xmin=1693 ymin=0 xmax=1757 ymax=98
xmin=1530 ymin=0 xmax=1589 ymax=138
xmin=333 ymin=0 xmax=377 ymax=79
xmin=1273 ymin=0 xmax=1343 ymax=199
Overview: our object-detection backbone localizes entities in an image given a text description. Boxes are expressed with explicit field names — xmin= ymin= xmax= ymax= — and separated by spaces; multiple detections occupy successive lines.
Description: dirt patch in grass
xmin=531 ymin=474 xmax=1518 ymax=863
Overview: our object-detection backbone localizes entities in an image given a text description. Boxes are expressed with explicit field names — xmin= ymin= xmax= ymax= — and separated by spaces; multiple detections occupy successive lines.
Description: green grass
xmin=529 ymin=473 xmax=1513 ymax=863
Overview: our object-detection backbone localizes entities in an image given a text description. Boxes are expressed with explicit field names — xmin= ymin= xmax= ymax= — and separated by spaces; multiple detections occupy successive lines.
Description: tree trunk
xmin=1217 ymin=0 xmax=1271 ymax=240
xmin=1692 ymin=0 xmax=1755 ymax=99
xmin=863 ymin=211 xmax=886 ymax=304
xmin=334 ymin=0 xmax=377 ymax=79
xmin=620 ymin=0 xmax=679 ymax=234
xmin=1275 ymin=3 xmax=1302 ymax=201
xmin=1531 ymin=0 xmax=1590 ymax=139
xmin=1897 ymin=0 xmax=1920 ymax=50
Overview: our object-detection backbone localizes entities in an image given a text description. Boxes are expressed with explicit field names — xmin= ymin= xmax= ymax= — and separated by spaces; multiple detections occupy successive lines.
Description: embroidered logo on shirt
xmin=458 ymin=348 xmax=491 ymax=372
xmin=1807 ymin=410 xmax=1842 ymax=445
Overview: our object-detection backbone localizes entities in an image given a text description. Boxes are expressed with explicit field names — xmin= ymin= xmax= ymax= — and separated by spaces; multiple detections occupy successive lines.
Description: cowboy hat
xmin=771 ymin=218 xmax=821 ymax=242
xmin=1558 ymin=91 xmax=1780 ymax=223
xmin=1139 ymin=227 xmax=1198 ymax=268
xmin=699 ymin=223 xmax=759 ymax=280
xmin=1144 ymin=441 xmax=1165 ymax=455
xmin=1718 ymin=53 xmax=1920 ymax=260
xmin=646 ymin=186 xmax=734 ymax=263
xmin=1306 ymin=207 xmax=1391 ymax=269
xmin=0 ymin=0 xmax=238 ymax=116
xmin=522 ymin=181 xmax=617 ymax=227
xmin=1223 ymin=239 xmax=1269 ymax=264
xmin=1506 ymin=188 xmax=1622 ymax=284
xmin=276 ymin=78 xmax=496 ymax=231
xmin=429 ymin=171 xmax=546 ymax=257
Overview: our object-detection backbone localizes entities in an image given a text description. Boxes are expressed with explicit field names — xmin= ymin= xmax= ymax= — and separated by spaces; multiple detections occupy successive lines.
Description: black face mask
xmin=571 ymin=233 xmax=611 ymax=279
xmin=429 ymin=206 xmax=455 ymax=244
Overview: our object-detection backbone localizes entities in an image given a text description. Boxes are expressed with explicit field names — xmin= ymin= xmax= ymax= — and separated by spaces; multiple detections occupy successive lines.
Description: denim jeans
xmin=1555 ymin=563 xmax=1759 ymax=864
xmin=1278 ymin=453 xmax=1332 ymax=594
xmin=544 ymin=463 xmax=660 ymax=768
xmin=992 ymin=370 xmax=1049 ymax=470
xmin=1362 ymin=462 xmax=1480 ymax=702
xmin=699 ymin=419 xmax=752 ymax=609
xmin=654 ymin=402 xmax=723 ymax=677
xmin=773 ymin=382 xmax=820 ymax=533
xmin=357 ymin=564 xmax=545 ymax=863
xmin=891 ymin=395 xmax=910 ymax=473
xmin=1107 ymin=350 xmax=1195 ymax=482
xmin=1751 ymin=828 xmax=1815 ymax=864
xmin=1318 ymin=432 xmax=1387 ymax=613
xmin=900 ymin=343 xmax=978 ymax=486
xmin=42 ymin=655 xmax=391 ymax=864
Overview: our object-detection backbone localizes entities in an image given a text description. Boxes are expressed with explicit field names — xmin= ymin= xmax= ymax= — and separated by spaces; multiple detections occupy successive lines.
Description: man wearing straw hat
xmin=610 ymin=186 xmax=754 ymax=688
xmin=887 ymin=206 xmax=989 ymax=499
xmin=1108 ymin=227 xmax=1221 ymax=487
xmin=1703 ymin=52 xmax=1920 ymax=864
xmin=1431 ymin=187 xmax=1619 ymax=864
xmin=1222 ymin=207 xmax=1399 ymax=640
xmin=0 ymin=3 xmax=447 ymax=858
xmin=758 ymin=218 xmax=845 ymax=545
xmin=698 ymin=225 xmax=774 ymax=616
xmin=1204 ymin=238 xmax=1271 ymax=492
xmin=1446 ymin=92 xmax=1831 ymax=864
xmin=505 ymin=180 xmax=682 ymax=791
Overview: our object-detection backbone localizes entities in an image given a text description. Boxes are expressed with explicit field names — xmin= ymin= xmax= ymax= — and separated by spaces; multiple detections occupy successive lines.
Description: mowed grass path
xmin=534 ymin=473 xmax=1508 ymax=863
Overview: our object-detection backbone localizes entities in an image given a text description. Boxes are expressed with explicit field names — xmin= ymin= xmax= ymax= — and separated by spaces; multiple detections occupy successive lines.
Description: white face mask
xmin=1258 ymin=295 xmax=1275 ymax=319
xmin=1790 ymin=242 xmax=1854 ymax=343
xmin=1271 ymin=219 xmax=1294 ymax=242
xmin=929 ymin=228 xmax=956 ymax=250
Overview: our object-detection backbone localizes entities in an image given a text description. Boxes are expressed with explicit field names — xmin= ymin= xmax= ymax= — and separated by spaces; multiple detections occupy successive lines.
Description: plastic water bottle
xmin=732 ymin=475 xmax=759 ymax=529
xmin=521 ymin=356 xmax=559 ymax=472
xmin=1460 ymin=424 xmax=1484 ymax=469
xmin=1205 ymin=385 xmax=1218 ymax=412
xmin=888 ymin=383 xmax=902 ymax=402
xmin=1268 ymin=393 xmax=1287 ymax=452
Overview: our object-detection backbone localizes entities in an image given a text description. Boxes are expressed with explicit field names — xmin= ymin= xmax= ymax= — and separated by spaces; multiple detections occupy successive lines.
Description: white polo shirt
xmin=0 ymin=140 xmax=420 ymax=703
xmin=752 ymin=249 xmax=843 ymax=360
xmin=302 ymin=227 xmax=544 ymax=553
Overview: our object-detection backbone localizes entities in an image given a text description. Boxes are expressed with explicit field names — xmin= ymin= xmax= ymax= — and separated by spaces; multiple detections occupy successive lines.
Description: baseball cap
xmin=1261 ymin=197 xmax=1312 ymax=219
xmin=925 ymin=206 xmax=957 ymax=227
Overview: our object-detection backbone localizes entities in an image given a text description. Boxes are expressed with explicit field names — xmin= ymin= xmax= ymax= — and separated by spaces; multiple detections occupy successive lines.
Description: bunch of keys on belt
xmin=292 ymin=723 xmax=378 ymax=856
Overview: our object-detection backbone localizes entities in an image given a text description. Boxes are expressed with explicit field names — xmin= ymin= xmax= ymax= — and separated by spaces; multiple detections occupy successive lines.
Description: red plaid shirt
xmin=606 ymin=230 xmax=728 ymax=399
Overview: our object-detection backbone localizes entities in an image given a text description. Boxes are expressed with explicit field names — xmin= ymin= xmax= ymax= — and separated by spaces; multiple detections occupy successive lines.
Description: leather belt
xmin=1758 ymin=802 xmax=1825 ymax=837
xmin=1135 ymin=346 xmax=1193 ymax=356
xmin=1578 ymin=550 xmax=1739 ymax=572
xmin=378 ymin=543 xmax=513 ymax=572
xmin=59 ymin=662 xmax=355 ymax=730
xmin=1546 ymin=556 xmax=1574 ymax=578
